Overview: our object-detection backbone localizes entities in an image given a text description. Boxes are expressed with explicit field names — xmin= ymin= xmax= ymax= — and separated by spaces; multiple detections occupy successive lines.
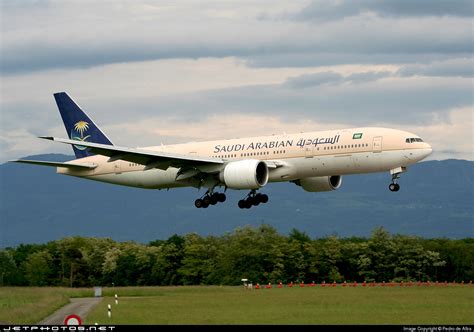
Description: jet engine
xmin=219 ymin=160 xmax=269 ymax=189
xmin=294 ymin=175 xmax=342 ymax=192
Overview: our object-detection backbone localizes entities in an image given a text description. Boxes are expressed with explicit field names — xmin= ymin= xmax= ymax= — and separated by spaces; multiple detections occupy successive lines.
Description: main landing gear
xmin=195 ymin=191 xmax=226 ymax=208
xmin=238 ymin=190 xmax=269 ymax=209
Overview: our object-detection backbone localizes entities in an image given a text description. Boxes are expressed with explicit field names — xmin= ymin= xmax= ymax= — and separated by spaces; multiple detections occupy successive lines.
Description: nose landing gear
xmin=388 ymin=166 xmax=406 ymax=192
xmin=238 ymin=190 xmax=269 ymax=209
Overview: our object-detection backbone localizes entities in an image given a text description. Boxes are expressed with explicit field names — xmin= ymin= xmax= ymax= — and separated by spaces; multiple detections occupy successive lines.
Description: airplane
xmin=11 ymin=92 xmax=433 ymax=209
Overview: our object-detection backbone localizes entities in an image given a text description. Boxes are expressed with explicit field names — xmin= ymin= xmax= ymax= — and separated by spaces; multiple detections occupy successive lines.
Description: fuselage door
xmin=373 ymin=136 xmax=383 ymax=153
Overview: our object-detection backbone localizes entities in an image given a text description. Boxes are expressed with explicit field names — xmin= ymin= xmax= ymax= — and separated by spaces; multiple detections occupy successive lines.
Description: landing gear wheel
xmin=238 ymin=200 xmax=247 ymax=209
xmin=217 ymin=193 xmax=226 ymax=202
xmin=260 ymin=194 xmax=269 ymax=203
xmin=209 ymin=194 xmax=218 ymax=205
xmin=389 ymin=183 xmax=400 ymax=192
xmin=203 ymin=195 xmax=211 ymax=205
xmin=250 ymin=196 xmax=260 ymax=206
xmin=195 ymin=199 xmax=204 ymax=208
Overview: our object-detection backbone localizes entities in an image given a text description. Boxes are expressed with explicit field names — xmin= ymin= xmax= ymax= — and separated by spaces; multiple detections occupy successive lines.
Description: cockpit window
xmin=406 ymin=137 xmax=424 ymax=143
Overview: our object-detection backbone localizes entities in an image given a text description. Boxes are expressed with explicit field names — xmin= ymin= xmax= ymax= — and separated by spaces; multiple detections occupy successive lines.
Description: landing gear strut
xmin=195 ymin=190 xmax=226 ymax=208
xmin=238 ymin=190 xmax=269 ymax=209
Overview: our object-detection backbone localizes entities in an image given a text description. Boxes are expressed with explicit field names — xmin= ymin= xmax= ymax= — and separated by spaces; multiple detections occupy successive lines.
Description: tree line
xmin=0 ymin=226 xmax=472 ymax=287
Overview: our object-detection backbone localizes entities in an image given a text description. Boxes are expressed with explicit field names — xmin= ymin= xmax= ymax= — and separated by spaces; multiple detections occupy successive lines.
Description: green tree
xmin=150 ymin=235 xmax=186 ymax=285
xmin=179 ymin=233 xmax=222 ymax=285
xmin=23 ymin=250 xmax=52 ymax=286
xmin=314 ymin=236 xmax=343 ymax=282
xmin=216 ymin=224 xmax=286 ymax=285
xmin=358 ymin=227 xmax=396 ymax=281
xmin=0 ymin=250 xmax=18 ymax=285
xmin=285 ymin=229 xmax=315 ymax=282
xmin=392 ymin=235 xmax=445 ymax=281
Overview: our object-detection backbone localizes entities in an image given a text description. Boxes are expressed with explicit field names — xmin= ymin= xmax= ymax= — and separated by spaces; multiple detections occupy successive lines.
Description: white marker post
xmin=115 ymin=294 xmax=118 ymax=305
xmin=107 ymin=304 xmax=111 ymax=318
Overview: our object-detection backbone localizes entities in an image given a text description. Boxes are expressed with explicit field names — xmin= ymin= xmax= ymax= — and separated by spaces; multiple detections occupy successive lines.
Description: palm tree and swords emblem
xmin=71 ymin=121 xmax=91 ymax=150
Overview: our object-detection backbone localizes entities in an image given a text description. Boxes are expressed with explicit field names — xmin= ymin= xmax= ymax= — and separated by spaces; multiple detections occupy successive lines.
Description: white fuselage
xmin=58 ymin=127 xmax=432 ymax=190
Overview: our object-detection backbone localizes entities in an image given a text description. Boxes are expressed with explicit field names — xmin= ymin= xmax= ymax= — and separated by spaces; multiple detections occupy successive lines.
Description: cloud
xmin=1 ymin=2 xmax=472 ymax=74
xmin=285 ymin=72 xmax=343 ymax=88
xmin=1 ymin=1 xmax=472 ymax=162
xmin=182 ymin=75 xmax=471 ymax=126
xmin=400 ymin=106 xmax=473 ymax=161
xmin=397 ymin=58 xmax=474 ymax=77
xmin=285 ymin=70 xmax=393 ymax=88
xmin=1 ymin=57 xmax=471 ymax=162
xmin=296 ymin=0 xmax=474 ymax=22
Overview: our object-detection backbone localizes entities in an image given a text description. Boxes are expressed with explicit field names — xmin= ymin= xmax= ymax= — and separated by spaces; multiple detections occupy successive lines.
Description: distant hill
xmin=0 ymin=154 xmax=473 ymax=247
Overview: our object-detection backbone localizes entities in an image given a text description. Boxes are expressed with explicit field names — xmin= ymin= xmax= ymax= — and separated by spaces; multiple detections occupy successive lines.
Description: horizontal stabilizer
xmin=10 ymin=159 xmax=97 ymax=170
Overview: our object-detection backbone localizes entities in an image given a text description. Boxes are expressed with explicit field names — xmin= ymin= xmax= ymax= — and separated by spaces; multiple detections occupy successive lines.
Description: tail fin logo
xmin=71 ymin=121 xmax=91 ymax=150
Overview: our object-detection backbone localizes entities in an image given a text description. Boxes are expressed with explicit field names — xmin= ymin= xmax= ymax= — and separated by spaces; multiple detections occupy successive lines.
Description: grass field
xmin=0 ymin=287 xmax=92 ymax=324
xmin=1 ymin=286 xmax=473 ymax=324
xmin=89 ymin=286 xmax=473 ymax=324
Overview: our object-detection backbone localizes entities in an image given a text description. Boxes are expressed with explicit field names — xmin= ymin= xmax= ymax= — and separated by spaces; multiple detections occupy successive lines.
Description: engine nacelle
xmin=295 ymin=175 xmax=342 ymax=192
xmin=219 ymin=160 xmax=269 ymax=189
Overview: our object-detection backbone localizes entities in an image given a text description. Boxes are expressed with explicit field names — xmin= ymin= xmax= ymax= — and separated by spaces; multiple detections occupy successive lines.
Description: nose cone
xmin=419 ymin=143 xmax=433 ymax=161
xmin=405 ymin=142 xmax=433 ymax=162
xmin=423 ymin=143 xmax=433 ymax=156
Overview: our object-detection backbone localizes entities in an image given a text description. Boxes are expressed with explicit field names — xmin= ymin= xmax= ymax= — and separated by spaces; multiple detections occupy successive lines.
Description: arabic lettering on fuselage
xmin=213 ymin=135 xmax=340 ymax=153
xmin=296 ymin=135 xmax=340 ymax=148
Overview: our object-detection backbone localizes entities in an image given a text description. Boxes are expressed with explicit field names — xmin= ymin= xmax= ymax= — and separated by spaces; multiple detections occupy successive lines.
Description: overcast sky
xmin=1 ymin=0 xmax=473 ymax=162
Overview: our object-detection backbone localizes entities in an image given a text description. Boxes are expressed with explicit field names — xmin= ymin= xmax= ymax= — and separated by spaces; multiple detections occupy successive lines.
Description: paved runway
xmin=38 ymin=297 xmax=103 ymax=325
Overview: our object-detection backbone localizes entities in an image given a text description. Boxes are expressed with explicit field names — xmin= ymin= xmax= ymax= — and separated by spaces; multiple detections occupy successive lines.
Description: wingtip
xmin=39 ymin=136 xmax=54 ymax=140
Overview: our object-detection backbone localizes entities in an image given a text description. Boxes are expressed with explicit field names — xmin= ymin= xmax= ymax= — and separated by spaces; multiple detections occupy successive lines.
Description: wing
xmin=39 ymin=136 xmax=224 ymax=170
xmin=10 ymin=159 xmax=97 ymax=170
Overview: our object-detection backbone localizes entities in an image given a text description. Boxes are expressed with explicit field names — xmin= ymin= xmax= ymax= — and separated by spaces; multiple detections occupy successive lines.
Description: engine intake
xmin=220 ymin=160 xmax=269 ymax=189
xmin=294 ymin=175 xmax=342 ymax=192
